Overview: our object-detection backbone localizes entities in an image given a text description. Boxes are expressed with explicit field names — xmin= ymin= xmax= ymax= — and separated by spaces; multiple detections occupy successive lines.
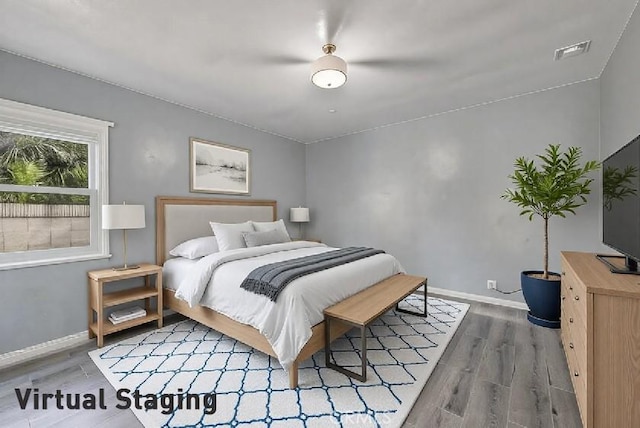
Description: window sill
xmin=0 ymin=253 xmax=111 ymax=271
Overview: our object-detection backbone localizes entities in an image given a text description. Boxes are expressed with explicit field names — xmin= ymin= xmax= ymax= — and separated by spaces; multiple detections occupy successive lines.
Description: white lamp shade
xmin=311 ymin=54 xmax=347 ymax=89
xmin=102 ymin=204 xmax=146 ymax=230
xmin=290 ymin=207 xmax=310 ymax=223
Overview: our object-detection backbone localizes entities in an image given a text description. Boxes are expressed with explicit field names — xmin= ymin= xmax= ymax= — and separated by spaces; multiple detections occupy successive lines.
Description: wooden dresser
xmin=561 ymin=251 xmax=640 ymax=428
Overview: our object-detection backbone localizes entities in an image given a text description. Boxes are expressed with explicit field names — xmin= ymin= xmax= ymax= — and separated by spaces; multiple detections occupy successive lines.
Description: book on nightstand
xmin=109 ymin=306 xmax=146 ymax=325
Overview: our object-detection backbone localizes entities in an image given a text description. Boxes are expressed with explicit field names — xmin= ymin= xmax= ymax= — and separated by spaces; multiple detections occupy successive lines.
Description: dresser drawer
xmin=565 ymin=320 xmax=587 ymax=378
xmin=562 ymin=267 xmax=587 ymax=324
xmin=565 ymin=343 xmax=588 ymax=424
xmin=561 ymin=301 xmax=588 ymax=377
xmin=561 ymin=290 xmax=583 ymax=334
xmin=561 ymin=301 xmax=573 ymax=343
xmin=572 ymin=324 xmax=587 ymax=376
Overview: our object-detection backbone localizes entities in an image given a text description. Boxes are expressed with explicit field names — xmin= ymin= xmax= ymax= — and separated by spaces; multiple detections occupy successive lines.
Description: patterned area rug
xmin=89 ymin=296 xmax=468 ymax=427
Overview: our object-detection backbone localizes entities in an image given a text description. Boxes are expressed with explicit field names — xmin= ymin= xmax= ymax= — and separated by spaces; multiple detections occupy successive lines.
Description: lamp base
xmin=112 ymin=265 xmax=141 ymax=271
xmin=112 ymin=229 xmax=141 ymax=271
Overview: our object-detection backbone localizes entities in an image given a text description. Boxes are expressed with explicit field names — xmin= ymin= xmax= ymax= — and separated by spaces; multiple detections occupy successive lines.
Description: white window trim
xmin=0 ymin=98 xmax=113 ymax=270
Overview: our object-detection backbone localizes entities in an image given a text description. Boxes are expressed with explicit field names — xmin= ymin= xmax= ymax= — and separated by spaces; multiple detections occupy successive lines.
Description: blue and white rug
xmin=89 ymin=296 xmax=468 ymax=427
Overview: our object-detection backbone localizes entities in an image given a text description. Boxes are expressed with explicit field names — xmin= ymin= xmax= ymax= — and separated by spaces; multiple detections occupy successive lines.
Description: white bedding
xmin=162 ymin=257 xmax=199 ymax=290
xmin=175 ymin=241 xmax=404 ymax=370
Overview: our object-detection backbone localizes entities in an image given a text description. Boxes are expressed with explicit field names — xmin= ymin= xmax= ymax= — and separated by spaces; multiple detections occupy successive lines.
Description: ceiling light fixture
xmin=554 ymin=40 xmax=591 ymax=61
xmin=311 ymin=44 xmax=347 ymax=89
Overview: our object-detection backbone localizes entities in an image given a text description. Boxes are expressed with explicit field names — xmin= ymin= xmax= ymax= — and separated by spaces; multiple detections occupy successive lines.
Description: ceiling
xmin=0 ymin=0 xmax=637 ymax=144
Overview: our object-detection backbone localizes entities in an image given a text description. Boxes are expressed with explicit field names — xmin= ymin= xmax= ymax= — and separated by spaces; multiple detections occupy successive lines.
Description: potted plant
xmin=502 ymin=144 xmax=600 ymax=328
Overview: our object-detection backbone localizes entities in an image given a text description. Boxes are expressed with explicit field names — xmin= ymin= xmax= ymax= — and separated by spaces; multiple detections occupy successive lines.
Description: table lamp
xmin=102 ymin=202 xmax=145 ymax=270
xmin=290 ymin=207 xmax=310 ymax=240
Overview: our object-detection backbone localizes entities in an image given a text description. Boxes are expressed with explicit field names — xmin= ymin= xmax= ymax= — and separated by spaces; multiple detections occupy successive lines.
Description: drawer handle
xmin=574 ymin=296 xmax=579 ymax=301
xmin=569 ymin=317 xmax=573 ymax=323
xmin=574 ymin=371 xmax=579 ymax=377
xmin=569 ymin=286 xmax=573 ymax=291
xmin=562 ymin=295 xmax=566 ymax=301
xmin=569 ymin=342 xmax=574 ymax=349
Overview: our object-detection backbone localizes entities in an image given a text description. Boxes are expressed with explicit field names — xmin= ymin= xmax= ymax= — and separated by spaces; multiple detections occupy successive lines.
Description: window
xmin=0 ymin=98 xmax=112 ymax=269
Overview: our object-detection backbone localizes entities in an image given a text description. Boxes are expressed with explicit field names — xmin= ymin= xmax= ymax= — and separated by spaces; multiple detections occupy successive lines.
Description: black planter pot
xmin=521 ymin=270 xmax=561 ymax=329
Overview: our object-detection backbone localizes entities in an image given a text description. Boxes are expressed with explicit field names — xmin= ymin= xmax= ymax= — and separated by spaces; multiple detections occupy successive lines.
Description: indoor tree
xmin=501 ymin=144 xmax=600 ymax=279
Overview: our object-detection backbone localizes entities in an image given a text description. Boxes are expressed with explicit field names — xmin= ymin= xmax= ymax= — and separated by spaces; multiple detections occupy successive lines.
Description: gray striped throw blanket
xmin=240 ymin=247 xmax=384 ymax=301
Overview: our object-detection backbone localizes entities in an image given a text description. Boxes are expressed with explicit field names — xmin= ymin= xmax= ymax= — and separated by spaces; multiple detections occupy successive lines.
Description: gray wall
xmin=601 ymin=5 xmax=640 ymax=157
xmin=306 ymin=80 xmax=603 ymax=303
xmin=0 ymin=51 xmax=306 ymax=353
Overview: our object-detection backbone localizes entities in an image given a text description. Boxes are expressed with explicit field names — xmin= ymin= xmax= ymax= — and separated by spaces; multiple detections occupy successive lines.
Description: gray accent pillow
xmin=252 ymin=219 xmax=291 ymax=241
xmin=242 ymin=229 xmax=290 ymax=248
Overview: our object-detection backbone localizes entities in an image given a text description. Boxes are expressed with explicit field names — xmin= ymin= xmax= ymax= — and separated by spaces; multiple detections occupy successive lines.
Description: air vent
xmin=554 ymin=41 xmax=591 ymax=61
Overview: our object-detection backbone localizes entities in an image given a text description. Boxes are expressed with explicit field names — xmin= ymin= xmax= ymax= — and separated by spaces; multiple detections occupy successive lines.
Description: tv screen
xmin=602 ymin=134 xmax=640 ymax=272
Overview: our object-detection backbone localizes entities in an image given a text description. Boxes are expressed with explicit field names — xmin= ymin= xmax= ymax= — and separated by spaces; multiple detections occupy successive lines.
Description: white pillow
xmin=242 ymin=229 xmax=290 ymax=247
xmin=209 ymin=221 xmax=254 ymax=251
xmin=169 ymin=236 xmax=219 ymax=259
xmin=252 ymin=219 xmax=291 ymax=241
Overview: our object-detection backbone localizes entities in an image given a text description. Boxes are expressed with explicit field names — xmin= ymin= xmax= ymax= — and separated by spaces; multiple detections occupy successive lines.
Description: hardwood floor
xmin=0 ymin=297 xmax=582 ymax=427
xmin=404 ymin=295 xmax=582 ymax=428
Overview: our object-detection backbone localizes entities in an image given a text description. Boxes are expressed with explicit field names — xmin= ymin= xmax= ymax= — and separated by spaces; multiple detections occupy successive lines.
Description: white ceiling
xmin=0 ymin=0 xmax=637 ymax=143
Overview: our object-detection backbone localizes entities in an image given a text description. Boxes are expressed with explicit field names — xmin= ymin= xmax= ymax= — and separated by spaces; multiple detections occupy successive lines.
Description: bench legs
xmin=395 ymin=284 xmax=428 ymax=317
xmin=325 ymin=290 xmax=428 ymax=383
xmin=325 ymin=316 xmax=368 ymax=382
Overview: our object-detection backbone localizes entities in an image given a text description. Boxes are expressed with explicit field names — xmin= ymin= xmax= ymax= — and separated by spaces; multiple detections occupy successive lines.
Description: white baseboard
xmin=0 ymin=330 xmax=91 ymax=371
xmin=428 ymin=286 xmax=528 ymax=311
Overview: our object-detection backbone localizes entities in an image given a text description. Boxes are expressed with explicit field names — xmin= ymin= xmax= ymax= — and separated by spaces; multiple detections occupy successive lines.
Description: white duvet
xmin=175 ymin=241 xmax=404 ymax=370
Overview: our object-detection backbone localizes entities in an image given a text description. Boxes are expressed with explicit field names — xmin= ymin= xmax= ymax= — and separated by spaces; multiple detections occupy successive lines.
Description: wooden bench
xmin=323 ymin=273 xmax=427 ymax=381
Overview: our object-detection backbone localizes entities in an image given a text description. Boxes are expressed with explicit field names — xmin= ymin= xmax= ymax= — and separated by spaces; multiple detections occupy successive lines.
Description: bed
xmin=156 ymin=196 xmax=403 ymax=388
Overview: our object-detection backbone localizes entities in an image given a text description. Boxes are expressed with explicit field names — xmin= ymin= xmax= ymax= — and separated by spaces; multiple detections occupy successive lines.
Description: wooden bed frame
xmin=156 ymin=196 xmax=351 ymax=388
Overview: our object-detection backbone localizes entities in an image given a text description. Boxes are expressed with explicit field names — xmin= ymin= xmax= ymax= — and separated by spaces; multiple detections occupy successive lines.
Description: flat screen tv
xmin=600 ymin=133 xmax=640 ymax=274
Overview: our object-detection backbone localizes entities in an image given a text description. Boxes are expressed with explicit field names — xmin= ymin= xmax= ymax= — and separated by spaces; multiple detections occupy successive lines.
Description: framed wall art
xmin=189 ymin=137 xmax=251 ymax=195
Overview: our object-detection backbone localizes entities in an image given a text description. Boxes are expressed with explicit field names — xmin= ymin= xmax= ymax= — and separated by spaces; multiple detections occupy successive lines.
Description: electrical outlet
xmin=487 ymin=280 xmax=497 ymax=290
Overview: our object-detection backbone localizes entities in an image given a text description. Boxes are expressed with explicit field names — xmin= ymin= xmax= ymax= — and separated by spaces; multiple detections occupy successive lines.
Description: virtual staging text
xmin=14 ymin=388 xmax=217 ymax=415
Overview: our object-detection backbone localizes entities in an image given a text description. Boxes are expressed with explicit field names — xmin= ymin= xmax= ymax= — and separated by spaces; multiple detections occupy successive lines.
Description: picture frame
xmin=189 ymin=137 xmax=251 ymax=195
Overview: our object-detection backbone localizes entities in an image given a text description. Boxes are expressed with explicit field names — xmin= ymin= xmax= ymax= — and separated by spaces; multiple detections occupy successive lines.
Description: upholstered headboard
xmin=155 ymin=196 xmax=277 ymax=265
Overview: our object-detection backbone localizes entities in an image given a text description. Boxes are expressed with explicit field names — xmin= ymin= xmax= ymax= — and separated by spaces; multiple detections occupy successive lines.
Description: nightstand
xmin=88 ymin=263 xmax=163 ymax=347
